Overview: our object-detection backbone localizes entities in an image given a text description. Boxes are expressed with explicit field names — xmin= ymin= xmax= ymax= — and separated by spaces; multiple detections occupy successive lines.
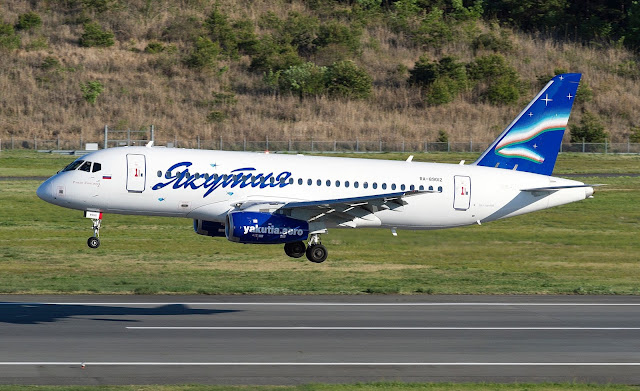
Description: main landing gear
xmin=283 ymin=233 xmax=328 ymax=263
xmin=84 ymin=211 xmax=103 ymax=249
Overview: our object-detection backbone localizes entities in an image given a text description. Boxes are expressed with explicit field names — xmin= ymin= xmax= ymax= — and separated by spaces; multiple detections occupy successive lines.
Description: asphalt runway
xmin=1 ymin=295 xmax=640 ymax=385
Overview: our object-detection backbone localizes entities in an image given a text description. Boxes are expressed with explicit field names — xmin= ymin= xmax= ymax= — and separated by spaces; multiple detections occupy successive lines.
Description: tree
xmin=79 ymin=22 xmax=114 ymax=47
xmin=570 ymin=111 xmax=607 ymax=143
xmin=325 ymin=60 xmax=372 ymax=99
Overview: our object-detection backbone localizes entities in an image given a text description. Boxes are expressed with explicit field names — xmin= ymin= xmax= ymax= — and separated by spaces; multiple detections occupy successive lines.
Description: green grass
xmin=1 ymin=173 xmax=638 ymax=295
xmin=0 ymin=384 xmax=638 ymax=391
xmin=1 ymin=151 xmax=639 ymax=295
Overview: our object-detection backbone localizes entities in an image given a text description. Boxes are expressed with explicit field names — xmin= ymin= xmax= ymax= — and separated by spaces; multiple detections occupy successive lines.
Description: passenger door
xmin=126 ymin=154 xmax=146 ymax=193
xmin=453 ymin=175 xmax=471 ymax=210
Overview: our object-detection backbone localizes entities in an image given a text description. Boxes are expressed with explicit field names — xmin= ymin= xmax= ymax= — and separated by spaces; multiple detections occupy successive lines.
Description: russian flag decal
xmin=102 ymin=175 xmax=112 ymax=180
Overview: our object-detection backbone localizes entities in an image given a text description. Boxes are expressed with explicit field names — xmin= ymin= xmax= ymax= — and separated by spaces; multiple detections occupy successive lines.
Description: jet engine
xmin=225 ymin=211 xmax=309 ymax=244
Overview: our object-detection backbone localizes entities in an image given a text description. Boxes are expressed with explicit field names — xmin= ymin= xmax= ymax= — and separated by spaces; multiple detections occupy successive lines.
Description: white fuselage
xmin=37 ymin=146 xmax=592 ymax=231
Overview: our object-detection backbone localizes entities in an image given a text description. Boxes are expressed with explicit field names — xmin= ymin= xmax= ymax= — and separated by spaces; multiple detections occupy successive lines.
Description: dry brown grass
xmin=1 ymin=0 xmax=639 ymax=144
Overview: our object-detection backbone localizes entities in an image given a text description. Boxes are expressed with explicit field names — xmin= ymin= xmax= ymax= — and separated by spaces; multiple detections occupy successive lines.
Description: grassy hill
xmin=1 ymin=0 xmax=639 ymax=145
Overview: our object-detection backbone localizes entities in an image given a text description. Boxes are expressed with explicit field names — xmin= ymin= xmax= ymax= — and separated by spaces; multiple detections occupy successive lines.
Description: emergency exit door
xmin=453 ymin=175 xmax=471 ymax=210
xmin=126 ymin=154 xmax=146 ymax=192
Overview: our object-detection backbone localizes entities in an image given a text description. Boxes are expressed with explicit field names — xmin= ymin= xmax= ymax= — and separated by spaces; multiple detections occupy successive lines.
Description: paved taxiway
xmin=1 ymin=295 xmax=640 ymax=385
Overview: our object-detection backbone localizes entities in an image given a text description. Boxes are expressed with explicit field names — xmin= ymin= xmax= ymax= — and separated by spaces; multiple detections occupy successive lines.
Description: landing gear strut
xmin=85 ymin=211 xmax=103 ymax=249
xmin=305 ymin=233 xmax=328 ymax=263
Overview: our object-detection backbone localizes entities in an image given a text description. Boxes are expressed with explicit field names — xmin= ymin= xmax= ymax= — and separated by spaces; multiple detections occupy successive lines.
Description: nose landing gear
xmin=84 ymin=211 xmax=103 ymax=249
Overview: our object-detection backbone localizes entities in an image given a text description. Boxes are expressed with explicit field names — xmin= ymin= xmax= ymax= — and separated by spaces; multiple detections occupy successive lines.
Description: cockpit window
xmin=62 ymin=160 xmax=85 ymax=172
xmin=78 ymin=161 xmax=92 ymax=172
xmin=91 ymin=162 xmax=102 ymax=172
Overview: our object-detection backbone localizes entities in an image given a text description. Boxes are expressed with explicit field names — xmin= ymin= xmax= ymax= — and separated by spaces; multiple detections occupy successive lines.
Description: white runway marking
xmin=3 ymin=302 xmax=640 ymax=306
xmin=126 ymin=326 xmax=640 ymax=330
xmin=2 ymin=362 xmax=640 ymax=366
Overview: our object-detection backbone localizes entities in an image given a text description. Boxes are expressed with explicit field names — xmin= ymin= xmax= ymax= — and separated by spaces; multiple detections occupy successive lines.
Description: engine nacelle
xmin=193 ymin=219 xmax=226 ymax=237
xmin=226 ymin=211 xmax=309 ymax=244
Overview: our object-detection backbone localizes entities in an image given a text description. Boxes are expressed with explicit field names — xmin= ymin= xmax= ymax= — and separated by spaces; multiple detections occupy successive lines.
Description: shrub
xmin=408 ymin=55 xmax=438 ymax=86
xmin=570 ymin=111 xmax=607 ymax=143
xmin=40 ymin=56 xmax=61 ymax=70
xmin=233 ymin=19 xmax=259 ymax=56
xmin=471 ymin=31 xmax=512 ymax=53
xmin=468 ymin=54 xmax=517 ymax=80
xmin=250 ymin=35 xmax=303 ymax=72
xmin=144 ymin=41 xmax=165 ymax=53
xmin=436 ymin=130 xmax=449 ymax=142
xmin=162 ymin=15 xmax=203 ymax=43
xmin=315 ymin=21 xmax=361 ymax=54
xmin=0 ymin=22 xmax=20 ymax=50
xmin=79 ymin=21 xmax=114 ymax=47
xmin=278 ymin=62 xmax=327 ymax=98
xmin=485 ymin=76 xmax=519 ymax=105
xmin=80 ymin=80 xmax=104 ymax=104
xmin=629 ymin=126 xmax=640 ymax=143
xmin=206 ymin=110 xmax=227 ymax=123
xmin=184 ymin=36 xmax=220 ymax=69
xmin=325 ymin=60 xmax=372 ymax=99
xmin=16 ymin=12 xmax=42 ymax=31
xmin=427 ymin=77 xmax=454 ymax=105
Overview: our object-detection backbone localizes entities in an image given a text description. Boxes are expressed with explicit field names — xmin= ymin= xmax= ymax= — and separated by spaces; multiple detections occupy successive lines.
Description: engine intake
xmin=226 ymin=211 xmax=309 ymax=244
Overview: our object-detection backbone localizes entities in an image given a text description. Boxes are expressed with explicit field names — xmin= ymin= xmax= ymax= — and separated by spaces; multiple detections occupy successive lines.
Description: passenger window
xmin=382 ymin=183 xmax=387 ymax=190
xmin=429 ymin=185 xmax=434 ymax=191
xmin=363 ymin=182 xmax=368 ymax=189
xmin=157 ymin=170 xmax=162 ymax=177
xmin=91 ymin=163 xmax=102 ymax=173
xmin=270 ymin=177 xmax=275 ymax=184
xmin=410 ymin=185 xmax=414 ymax=191
xmin=345 ymin=181 xmax=350 ymax=188
xmin=391 ymin=184 xmax=396 ymax=190
xmin=298 ymin=178 xmax=303 ymax=185
xmin=326 ymin=180 xmax=331 ymax=187
xmin=78 ymin=161 xmax=92 ymax=172
xmin=194 ymin=173 xmax=200 ymax=179
xmin=308 ymin=179 xmax=312 ymax=185
xmin=354 ymin=181 xmax=359 ymax=188
xmin=401 ymin=184 xmax=406 ymax=191
xmin=213 ymin=174 xmax=219 ymax=180
xmin=336 ymin=180 xmax=341 ymax=187
xmin=373 ymin=183 xmax=378 ymax=189
xmin=288 ymin=178 xmax=293 ymax=184
xmin=317 ymin=179 xmax=321 ymax=186
xmin=438 ymin=186 xmax=443 ymax=192
xmin=204 ymin=174 xmax=210 ymax=180
xmin=419 ymin=185 xmax=424 ymax=191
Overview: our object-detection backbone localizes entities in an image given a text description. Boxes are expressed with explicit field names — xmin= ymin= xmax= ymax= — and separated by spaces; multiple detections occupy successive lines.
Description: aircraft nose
xmin=36 ymin=179 xmax=53 ymax=203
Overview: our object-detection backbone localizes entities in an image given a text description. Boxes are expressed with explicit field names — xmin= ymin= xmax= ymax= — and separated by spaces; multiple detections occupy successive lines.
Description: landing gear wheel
xmin=306 ymin=244 xmax=328 ymax=263
xmin=284 ymin=241 xmax=306 ymax=258
xmin=87 ymin=236 xmax=100 ymax=249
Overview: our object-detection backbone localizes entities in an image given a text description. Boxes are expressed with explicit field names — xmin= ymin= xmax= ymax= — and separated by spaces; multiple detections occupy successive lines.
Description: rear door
xmin=453 ymin=175 xmax=471 ymax=210
xmin=126 ymin=154 xmax=146 ymax=192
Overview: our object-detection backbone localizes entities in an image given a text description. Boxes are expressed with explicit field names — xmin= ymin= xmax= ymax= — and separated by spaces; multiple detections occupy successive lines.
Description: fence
xmin=2 ymin=136 xmax=640 ymax=154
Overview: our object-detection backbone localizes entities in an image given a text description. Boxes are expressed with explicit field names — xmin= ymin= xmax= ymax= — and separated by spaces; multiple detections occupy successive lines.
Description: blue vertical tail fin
xmin=473 ymin=73 xmax=581 ymax=176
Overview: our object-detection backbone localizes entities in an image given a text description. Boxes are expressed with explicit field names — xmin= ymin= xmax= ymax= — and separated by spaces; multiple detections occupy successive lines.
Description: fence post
xmin=290 ymin=139 xmax=293 ymax=152
xmin=219 ymin=135 xmax=222 ymax=150
xmin=470 ymin=138 xmax=473 ymax=152
xmin=424 ymin=141 xmax=428 ymax=152
xmin=402 ymin=139 xmax=405 ymax=153
xmin=150 ymin=125 xmax=154 ymax=144
xmin=311 ymin=138 xmax=314 ymax=152
xmin=334 ymin=140 xmax=336 ymax=152
xmin=197 ymin=135 xmax=200 ymax=149
xmin=11 ymin=136 xmax=14 ymax=149
xmin=104 ymin=125 xmax=108 ymax=149
xmin=34 ymin=137 xmax=37 ymax=150
xmin=175 ymin=134 xmax=178 ymax=148
xmin=80 ymin=134 xmax=83 ymax=150
xmin=266 ymin=135 xmax=269 ymax=151
xmin=628 ymin=139 xmax=631 ymax=153
xmin=380 ymin=139 xmax=382 ymax=152
xmin=57 ymin=136 xmax=60 ymax=150
xmin=244 ymin=138 xmax=247 ymax=152
xmin=605 ymin=140 xmax=608 ymax=154
xmin=356 ymin=139 xmax=359 ymax=152
xmin=582 ymin=138 xmax=585 ymax=153
xmin=447 ymin=141 xmax=450 ymax=152
xmin=127 ymin=128 xmax=131 ymax=146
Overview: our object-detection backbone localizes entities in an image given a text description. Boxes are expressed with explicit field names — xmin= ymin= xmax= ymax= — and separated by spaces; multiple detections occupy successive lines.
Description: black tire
xmin=306 ymin=244 xmax=328 ymax=263
xmin=284 ymin=241 xmax=306 ymax=258
xmin=87 ymin=237 xmax=100 ymax=249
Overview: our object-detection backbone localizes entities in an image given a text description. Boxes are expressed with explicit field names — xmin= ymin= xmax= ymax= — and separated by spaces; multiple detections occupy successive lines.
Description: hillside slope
xmin=1 ymin=0 xmax=639 ymax=144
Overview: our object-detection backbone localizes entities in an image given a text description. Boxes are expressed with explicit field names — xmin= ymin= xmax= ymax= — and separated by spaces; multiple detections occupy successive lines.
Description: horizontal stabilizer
xmin=521 ymin=184 xmax=601 ymax=192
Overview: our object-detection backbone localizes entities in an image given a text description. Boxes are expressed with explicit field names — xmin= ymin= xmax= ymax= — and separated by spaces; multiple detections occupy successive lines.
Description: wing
xmin=233 ymin=190 xmax=431 ymax=228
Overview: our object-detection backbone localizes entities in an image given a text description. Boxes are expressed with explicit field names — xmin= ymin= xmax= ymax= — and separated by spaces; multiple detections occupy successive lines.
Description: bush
xmin=40 ymin=56 xmax=61 ymax=70
xmin=629 ymin=126 xmax=640 ymax=143
xmin=427 ymin=77 xmax=454 ymax=105
xmin=79 ymin=22 xmax=114 ymax=47
xmin=144 ymin=41 xmax=165 ymax=53
xmin=485 ymin=76 xmax=519 ymax=105
xmin=436 ymin=130 xmax=449 ymax=142
xmin=315 ymin=21 xmax=361 ymax=54
xmin=408 ymin=55 xmax=438 ymax=86
xmin=0 ymin=22 xmax=20 ymax=50
xmin=277 ymin=62 xmax=327 ymax=98
xmin=468 ymin=54 xmax=516 ymax=80
xmin=16 ymin=12 xmax=42 ymax=31
xmin=570 ymin=111 xmax=607 ymax=143
xmin=80 ymin=80 xmax=104 ymax=104
xmin=184 ymin=36 xmax=220 ymax=69
xmin=250 ymin=35 xmax=303 ymax=72
xmin=325 ymin=60 xmax=372 ymax=99
xmin=471 ymin=31 xmax=512 ymax=53
xmin=206 ymin=110 xmax=227 ymax=123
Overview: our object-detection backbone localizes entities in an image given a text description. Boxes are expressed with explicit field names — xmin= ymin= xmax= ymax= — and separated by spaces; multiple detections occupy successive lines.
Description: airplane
xmin=37 ymin=73 xmax=594 ymax=263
